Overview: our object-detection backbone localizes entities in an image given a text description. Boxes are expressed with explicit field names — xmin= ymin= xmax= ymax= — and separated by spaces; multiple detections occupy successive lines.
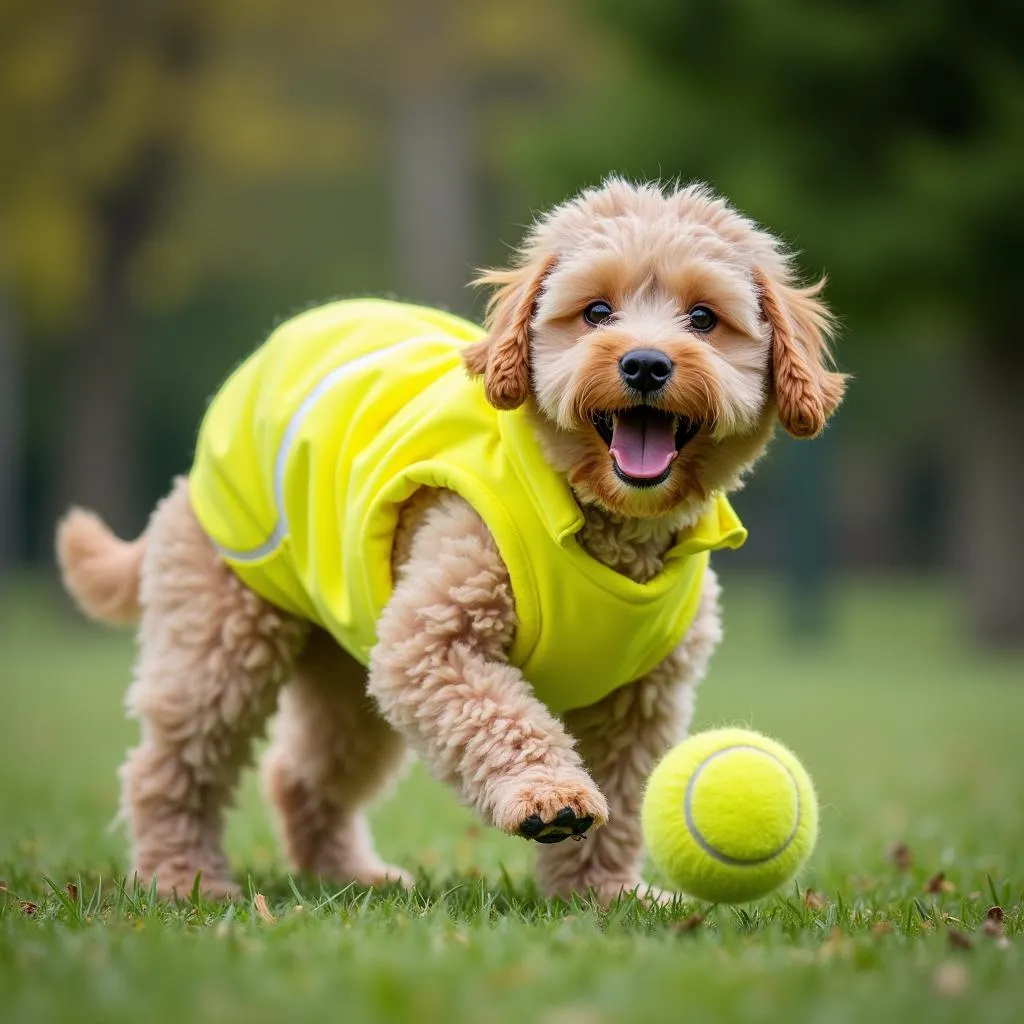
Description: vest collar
xmin=497 ymin=404 xmax=748 ymax=557
xmin=671 ymin=490 xmax=748 ymax=557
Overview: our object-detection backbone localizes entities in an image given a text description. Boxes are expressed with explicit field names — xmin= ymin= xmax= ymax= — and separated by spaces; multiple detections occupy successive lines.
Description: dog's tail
xmin=55 ymin=508 xmax=147 ymax=625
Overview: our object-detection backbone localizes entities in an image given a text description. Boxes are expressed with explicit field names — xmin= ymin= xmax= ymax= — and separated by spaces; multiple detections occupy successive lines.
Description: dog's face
xmin=465 ymin=179 xmax=845 ymax=522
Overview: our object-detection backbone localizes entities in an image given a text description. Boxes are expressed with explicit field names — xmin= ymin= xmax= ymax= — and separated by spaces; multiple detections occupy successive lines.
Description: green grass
xmin=1 ymin=574 xmax=1022 ymax=1023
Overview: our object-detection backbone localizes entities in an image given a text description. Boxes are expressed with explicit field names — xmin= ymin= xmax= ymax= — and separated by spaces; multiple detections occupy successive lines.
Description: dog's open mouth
xmin=591 ymin=408 xmax=700 ymax=488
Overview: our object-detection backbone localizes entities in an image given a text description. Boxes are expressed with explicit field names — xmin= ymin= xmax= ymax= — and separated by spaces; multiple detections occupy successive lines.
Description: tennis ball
xmin=641 ymin=728 xmax=818 ymax=903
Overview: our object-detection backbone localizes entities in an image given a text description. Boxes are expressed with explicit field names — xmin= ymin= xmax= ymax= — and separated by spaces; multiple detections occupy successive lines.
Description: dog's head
xmin=465 ymin=178 xmax=846 ymax=523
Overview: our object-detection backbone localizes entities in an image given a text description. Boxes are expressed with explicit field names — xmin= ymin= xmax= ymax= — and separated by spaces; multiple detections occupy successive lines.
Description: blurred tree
xmin=531 ymin=0 xmax=1024 ymax=644
xmin=1 ymin=0 xmax=210 ymax=537
xmin=371 ymin=0 xmax=587 ymax=310
xmin=0 ymin=281 xmax=21 ymax=571
xmin=388 ymin=0 xmax=476 ymax=312
xmin=0 ymin=0 xmax=581 ymax=545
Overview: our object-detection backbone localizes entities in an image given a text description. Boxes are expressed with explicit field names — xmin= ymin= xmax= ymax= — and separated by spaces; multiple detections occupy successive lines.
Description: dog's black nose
xmin=618 ymin=349 xmax=674 ymax=394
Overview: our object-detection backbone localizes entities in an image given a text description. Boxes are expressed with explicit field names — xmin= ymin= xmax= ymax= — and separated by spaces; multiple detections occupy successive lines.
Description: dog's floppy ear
xmin=464 ymin=255 xmax=556 ymax=410
xmin=755 ymin=268 xmax=847 ymax=438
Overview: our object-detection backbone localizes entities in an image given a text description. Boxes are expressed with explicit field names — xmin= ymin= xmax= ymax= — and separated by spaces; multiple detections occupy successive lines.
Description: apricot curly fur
xmin=56 ymin=508 xmax=146 ymax=625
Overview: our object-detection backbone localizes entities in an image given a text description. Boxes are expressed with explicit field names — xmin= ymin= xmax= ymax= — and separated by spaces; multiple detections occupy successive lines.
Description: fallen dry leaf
xmin=947 ymin=928 xmax=974 ymax=951
xmin=887 ymin=842 xmax=913 ymax=871
xmin=933 ymin=960 xmax=968 ymax=997
xmin=252 ymin=892 xmax=276 ymax=924
xmin=803 ymin=889 xmax=826 ymax=910
xmin=982 ymin=907 xmax=1005 ymax=941
xmin=20 ymin=901 xmax=38 ymax=916
xmin=671 ymin=912 xmax=704 ymax=934
xmin=926 ymin=872 xmax=956 ymax=895
xmin=65 ymin=882 xmax=78 ymax=902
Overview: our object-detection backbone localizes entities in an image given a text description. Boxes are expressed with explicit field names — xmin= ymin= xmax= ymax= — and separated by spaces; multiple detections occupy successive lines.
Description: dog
xmin=56 ymin=177 xmax=844 ymax=904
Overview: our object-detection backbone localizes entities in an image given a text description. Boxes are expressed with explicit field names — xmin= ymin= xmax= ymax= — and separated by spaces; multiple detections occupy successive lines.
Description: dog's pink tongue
xmin=610 ymin=411 xmax=677 ymax=479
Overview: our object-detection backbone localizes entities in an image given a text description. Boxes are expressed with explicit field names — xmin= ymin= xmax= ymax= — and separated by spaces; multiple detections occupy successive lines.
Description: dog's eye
xmin=687 ymin=305 xmax=718 ymax=333
xmin=583 ymin=301 xmax=613 ymax=327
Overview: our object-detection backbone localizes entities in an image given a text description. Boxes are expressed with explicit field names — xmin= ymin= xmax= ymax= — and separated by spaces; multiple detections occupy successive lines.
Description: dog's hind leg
xmin=121 ymin=478 xmax=308 ymax=899
xmin=263 ymin=628 xmax=412 ymax=888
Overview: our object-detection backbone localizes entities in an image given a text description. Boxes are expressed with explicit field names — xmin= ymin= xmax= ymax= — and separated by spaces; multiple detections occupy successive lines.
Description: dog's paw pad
xmin=493 ymin=772 xmax=608 ymax=838
xmin=518 ymin=805 xmax=595 ymax=844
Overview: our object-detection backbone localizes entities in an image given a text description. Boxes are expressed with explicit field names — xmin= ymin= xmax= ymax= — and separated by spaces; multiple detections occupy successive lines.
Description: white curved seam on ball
xmin=212 ymin=334 xmax=448 ymax=563
xmin=682 ymin=744 xmax=802 ymax=868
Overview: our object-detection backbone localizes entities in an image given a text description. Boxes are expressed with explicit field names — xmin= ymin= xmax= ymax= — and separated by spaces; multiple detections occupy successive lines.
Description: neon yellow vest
xmin=189 ymin=299 xmax=747 ymax=714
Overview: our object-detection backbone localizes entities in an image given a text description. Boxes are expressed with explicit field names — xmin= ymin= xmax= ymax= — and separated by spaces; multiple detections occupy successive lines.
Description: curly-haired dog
xmin=56 ymin=178 xmax=844 ymax=903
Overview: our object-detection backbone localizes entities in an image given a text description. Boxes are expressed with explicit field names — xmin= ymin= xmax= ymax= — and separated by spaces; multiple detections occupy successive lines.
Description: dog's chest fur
xmin=576 ymin=506 xmax=678 ymax=584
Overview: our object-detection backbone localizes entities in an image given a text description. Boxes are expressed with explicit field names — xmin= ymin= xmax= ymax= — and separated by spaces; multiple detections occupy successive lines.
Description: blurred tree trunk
xmin=960 ymin=353 xmax=1024 ymax=646
xmin=58 ymin=244 xmax=143 ymax=537
xmin=55 ymin=3 xmax=205 ymax=537
xmin=391 ymin=0 xmax=475 ymax=314
xmin=0 ymin=283 xmax=22 ymax=570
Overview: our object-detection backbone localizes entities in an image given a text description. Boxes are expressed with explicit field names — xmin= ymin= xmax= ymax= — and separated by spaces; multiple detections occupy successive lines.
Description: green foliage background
xmin=2 ymin=0 xmax=1022 ymax=639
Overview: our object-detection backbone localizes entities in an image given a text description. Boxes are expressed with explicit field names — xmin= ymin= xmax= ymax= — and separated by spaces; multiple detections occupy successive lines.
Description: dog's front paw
xmin=491 ymin=769 xmax=609 ymax=844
